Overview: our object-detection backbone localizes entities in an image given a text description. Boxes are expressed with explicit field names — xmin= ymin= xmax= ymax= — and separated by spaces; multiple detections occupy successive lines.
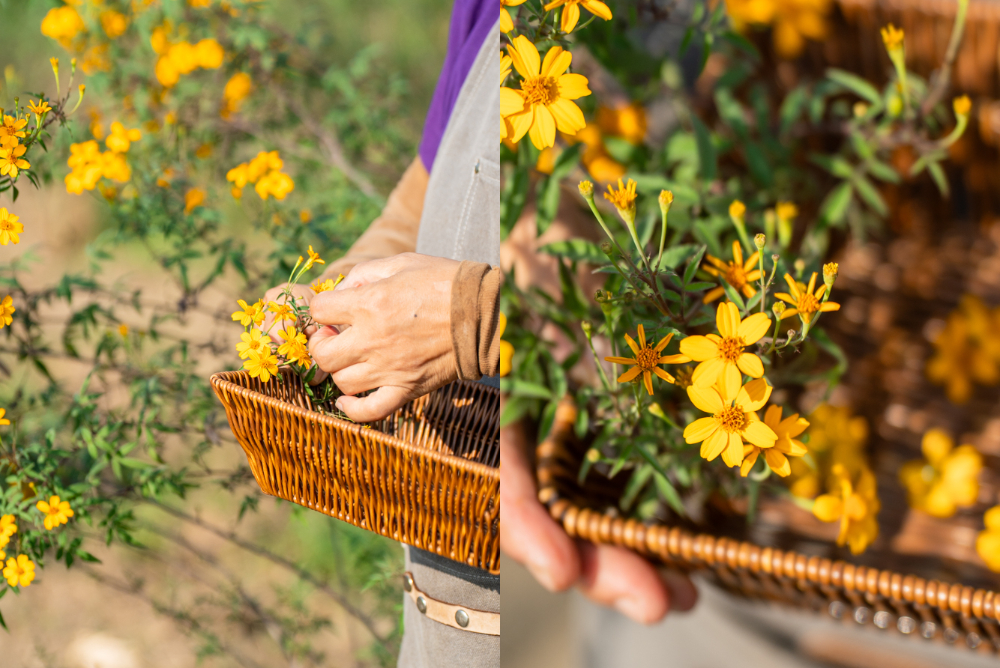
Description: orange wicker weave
xmin=211 ymin=369 xmax=500 ymax=574
xmin=538 ymin=402 xmax=1000 ymax=652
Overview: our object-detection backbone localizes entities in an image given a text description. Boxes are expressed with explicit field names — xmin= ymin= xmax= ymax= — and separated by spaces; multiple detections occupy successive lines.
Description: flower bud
xmin=754 ymin=234 xmax=766 ymax=250
xmin=581 ymin=320 xmax=593 ymax=337
xmin=772 ymin=302 xmax=786 ymax=317
xmin=578 ymin=180 xmax=594 ymax=200
xmin=594 ymin=289 xmax=605 ymax=303
xmin=586 ymin=448 xmax=601 ymax=463
xmin=649 ymin=403 xmax=667 ymax=419
xmin=853 ymin=101 xmax=869 ymax=118
xmin=953 ymin=95 xmax=972 ymax=120
xmin=658 ymin=190 xmax=673 ymax=215
xmin=600 ymin=240 xmax=614 ymax=257
xmin=793 ymin=258 xmax=805 ymax=275
xmin=880 ymin=24 xmax=904 ymax=56
xmin=823 ymin=262 xmax=839 ymax=289
xmin=786 ymin=329 xmax=796 ymax=341
xmin=623 ymin=290 xmax=635 ymax=304
xmin=729 ymin=200 xmax=746 ymax=222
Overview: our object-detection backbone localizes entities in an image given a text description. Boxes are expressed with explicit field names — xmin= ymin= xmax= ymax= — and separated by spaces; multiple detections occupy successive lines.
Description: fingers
xmin=335 ymin=385 xmax=410 ymax=422
xmin=500 ymin=422 xmax=581 ymax=592
xmin=661 ymin=570 xmax=698 ymax=613
xmin=340 ymin=254 xmax=415 ymax=289
xmin=309 ymin=325 xmax=363 ymax=374
xmin=576 ymin=541 xmax=671 ymax=625
xmin=330 ymin=363 xmax=379 ymax=396
xmin=310 ymin=288 xmax=358 ymax=326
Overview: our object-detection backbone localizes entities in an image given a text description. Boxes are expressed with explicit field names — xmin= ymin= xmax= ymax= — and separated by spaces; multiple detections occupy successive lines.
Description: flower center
xmin=797 ymin=293 xmax=820 ymax=314
xmin=521 ymin=76 xmax=559 ymax=107
xmin=716 ymin=406 xmax=747 ymax=434
xmin=718 ymin=336 xmax=744 ymax=363
xmin=636 ymin=346 xmax=659 ymax=370
xmin=0 ymin=221 xmax=11 ymax=231
xmin=724 ymin=264 xmax=747 ymax=289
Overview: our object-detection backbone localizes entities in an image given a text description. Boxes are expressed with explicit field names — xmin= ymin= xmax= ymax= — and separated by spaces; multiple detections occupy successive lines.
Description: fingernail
xmin=613 ymin=596 xmax=645 ymax=622
xmin=335 ymin=398 xmax=344 ymax=411
xmin=525 ymin=560 xmax=558 ymax=592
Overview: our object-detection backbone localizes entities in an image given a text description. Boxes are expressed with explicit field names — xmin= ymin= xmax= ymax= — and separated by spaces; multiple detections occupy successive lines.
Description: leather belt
xmin=403 ymin=571 xmax=500 ymax=636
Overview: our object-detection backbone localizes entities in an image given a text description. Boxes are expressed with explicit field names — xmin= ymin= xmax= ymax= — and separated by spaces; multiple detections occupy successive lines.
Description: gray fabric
xmin=397 ymin=18 xmax=501 ymax=668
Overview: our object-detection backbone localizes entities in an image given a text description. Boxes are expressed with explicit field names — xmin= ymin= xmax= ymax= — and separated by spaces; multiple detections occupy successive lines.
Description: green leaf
xmin=653 ymin=472 xmax=686 ymax=515
xmin=499 ymin=379 xmax=552 ymax=400
xmin=500 ymin=164 xmax=529 ymax=239
xmin=927 ymin=162 xmax=950 ymax=197
xmin=826 ymin=68 xmax=882 ymax=105
xmin=866 ymin=159 xmax=901 ymax=184
xmin=721 ymin=281 xmax=747 ymax=312
xmin=657 ymin=244 xmax=698 ymax=270
xmin=852 ymin=175 xmax=888 ymax=216
xmin=537 ymin=400 xmax=559 ymax=443
xmin=683 ymin=245 xmax=707 ymax=286
xmin=692 ymin=117 xmax=717 ymax=182
xmin=819 ymin=182 xmax=853 ymax=227
xmin=540 ymin=239 xmax=605 ymax=264
xmin=499 ymin=396 xmax=530 ymax=428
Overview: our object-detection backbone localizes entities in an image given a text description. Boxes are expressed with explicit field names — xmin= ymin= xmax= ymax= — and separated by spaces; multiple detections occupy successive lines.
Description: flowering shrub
xmin=501 ymin=0 xmax=974 ymax=557
xmin=0 ymin=0 xmax=430 ymax=661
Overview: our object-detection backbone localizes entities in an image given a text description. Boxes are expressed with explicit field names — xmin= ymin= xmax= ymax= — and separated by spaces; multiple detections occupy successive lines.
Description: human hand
xmin=308 ymin=253 xmax=460 ymax=422
xmin=500 ymin=418 xmax=698 ymax=624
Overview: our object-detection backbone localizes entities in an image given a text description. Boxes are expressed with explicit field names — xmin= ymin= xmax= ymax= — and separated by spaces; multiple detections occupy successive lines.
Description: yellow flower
xmin=267 ymin=301 xmax=297 ymax=323
xmin=118 ymin=323 xmax=129 ymax=337
xmin=954 ymin=95 xmax=972 ymax=119
xmin=880 ymin=23 xmax=904 ymax=53
xmin=701 ymin=240 xmax=762 ymax=304
xmin=741 ymin=405 xmax=809 ymax=477
xmin=244 ymin=347 xmax=279 ymax=382
xmin=27 ymin=99 xmax=52 ymax=119
xmin=813 ymin=463 xmax=880 ymax=555
xmin=729 ymin=199 xmax=746 ymax=221
xmin=221 ymin=72 xmax=253 ymax=119
xmin=311 ymin=279 xmax=336 ymax=294
xmin=195 ymin=38 xmax=225 ymax=69
xmin=543 ymin=0 xmax=612 ymax=33
xmin=725 ymin=0 xmax=830 ymax=59
xmin=0 ymin=408 xmax=9 ymax=426
xmin=231 ymin=299 xmax=265 ymax=327
xmin=500 ymin=36 xmax=590 ymax=149
xmin=0 ymin=209 xmax=23 ymax=246
xmin=105 ymin=122 xmax=142 ymax=153
xmin=184 ymin=188 xmax=206 ymax=214
xmin=926 ymin=295 xmax=1000 ymax=404
xmin=603 ymin=177 xmax=638 ymax=228
xmin=0 ymin=295 xmax=15 ymax=327
xmin=684 ymin=378 xmax=776 ymax=468
xmin=775 ymin=201 xmax=798 ymax=222
xmin=604 ymin=325 xmax=689 ymax=396
xmin=500 ymin=52 xmax=512 ymax=83
xmin=40 ymin=6 xmax=86 ymax=46
xmin=303 ymin=245 xmax=325 ymax=270
xmin=100 ymin=10 xmax=129 ymax=38
xmin=899 ymin=429 xmax=982 ymax=518
xmin=679 ymin=302 xmax=771 ymax=398
xmin=499 ymin=0 xmax=527 ymax=33
xmin=977 ymin=506 xmax=1000 ymax=572
xmin=0 ymin=145 xmax=30 ymax=179
xmin=596 ymin=103 xmax=646 ymax=145
xmin=254 ymin=170 xmax=295 ymax=200
xmin=3 ymin=554 xmax=35 ymax=588
xmin=235 ymin=329 xmax=272 ymax=359
xmin=36 ymin=495 xmax=74 ymax=530
xmin=0 ymin=515 xmax=15 ymax=551
xmin=0 ymin=115 xmax=27 ymax=150
xmin=569 ymin=123 xmax=626 ymax=182
xmin=498 ymin=313 xmax=514 ymax=377
xmin=277 ymin=326 xmax=307 ymax=356
xmin=775 ymin=272 xmax=840 ymax=324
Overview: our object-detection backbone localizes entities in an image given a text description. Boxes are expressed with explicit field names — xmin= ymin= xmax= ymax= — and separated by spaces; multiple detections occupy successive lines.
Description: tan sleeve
xmin=451 ymin=262 xmax=504 ymax=380
xmin=320 ymin=156 xmax=429 ymax=280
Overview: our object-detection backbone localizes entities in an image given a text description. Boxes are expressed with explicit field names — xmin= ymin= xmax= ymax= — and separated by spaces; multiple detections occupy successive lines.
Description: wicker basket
xmin=210 ymin=369 xmax=500 ymax=574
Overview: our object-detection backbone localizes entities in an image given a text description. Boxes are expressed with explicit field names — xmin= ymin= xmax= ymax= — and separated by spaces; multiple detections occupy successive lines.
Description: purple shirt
xmin=419 ymin=0 xmax=497 ymax=171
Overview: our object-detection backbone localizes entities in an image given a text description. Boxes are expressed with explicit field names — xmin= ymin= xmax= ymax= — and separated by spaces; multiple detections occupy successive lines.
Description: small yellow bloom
xmin=0 ymin=408 xmax=9 ymax=426
xmin=684 ymin=378 xmax=776 ymax=468
xmin=100 ymin=10 xmax=129 ymax=38
xmin=36 ymin=495 xmax=74 ymax=530
xmin=500 ymin=36 xmax=590 ymax=149
xmin=822 ymin=261 xmax=838 ymax=283
xmin=40 ymin=6 xmax=86 ymax=46
xmin=0 ymin=145 xmax=30 ymax=179
xmin=27 ymin=99 xmax=51 ymax=119
xmin=880 ymin=23 xmax=904 ymax=53
xmin=0 ymin=515 xmax=15 ymax=551
xmin=788 ymin=403 xmax=868 ymax=499
xmin=0 ymin=115 xmax=27 ymax=149
xmin=543 ymin=0 xmax=612 ymax=33
xmin=679 ymin=302 xmax=771 ymax=398
xmin=899 ymin=429 xmax=982 ymax=518
xmin=604 ymin=324 xmax=689 ymax=396
xmin=775 ymin=272 xmax=840 ymax=324
xmin=658 ymin=190 xmax=673 ymax=210
xmin=729 ymin=200 xmax=746 ymax=221
xmin=299 ymin=209 xmax=312 ymax=224
xmin=596 ymin=103 xmax=646 ymax=145
xmin=303 ymin=245 xmax=325 ymax=270
xmin=953 ymin=95 xmax=972 ymax=119
xmin=701 ymin=240 xmax=762 ymax=304
xmin=184 ymin=188 xmax=206 ymax=214
xmin=498 ymin=313 xmax=513 ymax=377
xmin=926 ymin=295 xmax=1000 ymax=404
xmin=117 ymin=324 xmax=129 ymax=338
xmin=236 ymin=329 xmax=272 ymax=359
xmin=741 ymin=405 xmax=809 ymax=477
xmin=231 ymin=299 xmax=265 ymax=327
xmin=977 ymin=506 xmax=1000 ymax=572
xmin=3 ymin=554 xmax=35 ymax=588
xmin=813 ymin=463 xmax=880 ymax=555
xmin=578 ymin=180 xmax=594 ymax=198
xmin=106 ymin=122 xmax=142 ymax=154
xmin=276 ymin=326 xmax=307 ymax=358
xmin=499 ymin=0 xmax=527 ymax=33
xmin=267 ymin=301 xmax=297 ymax=323
xmin=221 ymin=72 xmax=253 ymax=119
xmin=724 ymin=0 xmax=830 ymax=59
xmin=603 ymin=178 xmax=638 ymax=228
xmin=0 ymin=209 xmax=23 ymax=246
xmin=244 ymin=347 xmax=279 ymax=382
xmin=775 ymin=201 xmax=798 ymax=222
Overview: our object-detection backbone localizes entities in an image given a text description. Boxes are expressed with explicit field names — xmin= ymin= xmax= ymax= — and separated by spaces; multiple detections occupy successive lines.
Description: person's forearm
xmin=451 ymin=261 xmax=503 ymax=380
xmin=321 ymin=156 xmax=428 ymax=280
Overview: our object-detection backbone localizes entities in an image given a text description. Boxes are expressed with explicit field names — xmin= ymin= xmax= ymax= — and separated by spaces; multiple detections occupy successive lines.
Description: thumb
xmin=336 ymin=386 xmax=411 ymax=422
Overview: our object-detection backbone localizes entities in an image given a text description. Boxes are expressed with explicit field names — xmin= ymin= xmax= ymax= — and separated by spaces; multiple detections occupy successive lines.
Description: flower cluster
xmin=899 ymin=429 xmax=982 ymax=518
xmin=725 ymin=0 xmax=831 ymax=59
xmin=232 ymin=249 xmax=341 ymax=384
xmin=152 ymin=25 xmax=225 ymax=88
xmin=813 ymin=463 xmax=880 ymax=555
xmin=227 ymin=151 xmax=295 ymax=201
xmin=786 ymin=403 xmax=869 ymax=499
xmin=221 ymin=72 xmax=253 ymax=119
xmin=65 ymin=138 xmax=135 ymax=194
xmin=926 ymin=295 xmax=1000 ymax=404
xmin=1 ymin=113 xmax=32 ymax=180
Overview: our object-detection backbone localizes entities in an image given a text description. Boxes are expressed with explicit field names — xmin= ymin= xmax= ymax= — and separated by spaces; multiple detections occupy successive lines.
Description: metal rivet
xmin=455 ymin=609 xmax=470 ymax=628
xmin=854 ymin=606 xmax=871 ymax=625
xmin=403 ymin=574 xmax=413 ymax=593
xmin=943 ymin=627 xmax=960 ymax=644
xmin=874 ymin=611 xmax=891 ymax=629
xmin=897 ymin=616 xmax=916 ymax=634
xmin=828 ymin=601 xmax=846 ymax=619
xmin=920 ymin=621 xmax=937 ymax=639
xmin=967 ymin=632 xmax=982 ymax=649
xmin=416 ymin=596 xmax=427 ymax=614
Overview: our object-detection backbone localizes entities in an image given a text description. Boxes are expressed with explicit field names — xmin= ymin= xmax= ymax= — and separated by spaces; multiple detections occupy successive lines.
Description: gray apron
xmin=398 ymin=17 xmax=501 ymax=668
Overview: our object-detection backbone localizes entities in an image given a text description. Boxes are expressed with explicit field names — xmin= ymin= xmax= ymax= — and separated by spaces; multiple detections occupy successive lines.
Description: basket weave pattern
xmin=211 ymin=370 xmax=500 ymax=573
xmin=538 ymin=403 xmax=1000 ymax=651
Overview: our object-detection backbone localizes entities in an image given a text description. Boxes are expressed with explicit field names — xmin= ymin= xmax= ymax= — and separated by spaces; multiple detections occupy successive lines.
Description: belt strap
xmin=404 ymin=571 xmax=500 ymax=636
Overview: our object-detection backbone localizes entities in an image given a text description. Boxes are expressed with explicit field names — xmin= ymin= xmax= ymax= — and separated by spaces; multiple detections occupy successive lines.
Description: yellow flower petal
xmin=617 ymin=365 xmax=642 ymax=383
xmin=540 ymin=46 xmax=572 ymax=78
xmin=561 ymin=2 xmax=581 ymax=32
xmin=740 ymin=448 xmax=760 ymax=477
xmin=691 ymin=356 xmax=726 ymax=387
xmin=813 ymin=494 xmax=843 ymax=522
xmin=499 ymin=87 xmax=526 ymax=116
xmin=701 ymin=429 xmax=728 ymax=461
xmin=509 ymin=35 xmax=540 ymax=78
xmin=764 ymin=448 xmax=791 ymax=476
xmin=684 ymin=417 xmax=719 ymax=443
xmin=679 ymin=335 xmax=719 ymax=361
xmin=548 ymin=98 xmax=586 ymax=135
xmin=717 ymin=302 xmax=740 ymax=338
xmin=556 ymin=73 xmax=591 ymax=100
xmin=720 ymin=363 xmax=742 ymax=403
xmin=736 ymin=352 xmax=764 ymax=378
xmin=687 ymin=385 xmax=724 ymax=414
xmin=735 ymin=378 xmax=772 ymax=412
xmin=721 ymin=432 xmax=744 ymax=467
xmin=744 ymin=420 xmax=777 ymax=449
xmin=737 ymin=312 xmax=771 ymax=345
xmin=581 ymin=0 xmax=613 ymax=20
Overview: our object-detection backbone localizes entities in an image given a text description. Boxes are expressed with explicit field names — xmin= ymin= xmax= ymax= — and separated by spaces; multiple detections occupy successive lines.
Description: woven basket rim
xmin=537 ymin=400 xmax=1000 ymax=628
xmin=210 ymin=369 xmax=500 ymax=479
